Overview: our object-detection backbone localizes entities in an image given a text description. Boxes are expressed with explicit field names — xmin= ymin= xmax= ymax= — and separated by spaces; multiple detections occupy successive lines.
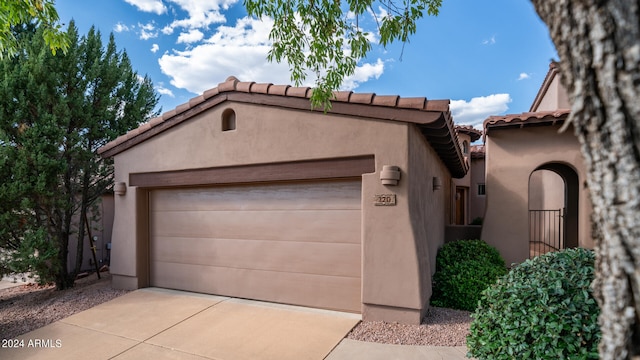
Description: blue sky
xmin=54 ymin=0 xmax=558 ymax=128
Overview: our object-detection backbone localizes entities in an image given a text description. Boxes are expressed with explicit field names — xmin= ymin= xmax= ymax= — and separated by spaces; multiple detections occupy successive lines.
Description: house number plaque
xmin=374 ymin=194 xmax=396 ymax=206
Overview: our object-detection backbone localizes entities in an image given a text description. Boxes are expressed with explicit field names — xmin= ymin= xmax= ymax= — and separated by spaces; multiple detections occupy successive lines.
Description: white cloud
xmin=482 ymin=35 xmax=496 ymax=45
xmin=342 ymin=59 xmax=384 ymax=90
xmin=159 ymin=16 xmax=383 ymax=95
xmin=161 ymin=0 xmax=239 ymax=35
xmin=156 ymin=84 xmax=175 ymax=97
xmin=177 ymin=29 xmax=204 ymax=44
xmin=114 ymin=22 xmax=130 ymax=33
xmin=124 ymin=0 xmax=167 ymax=15
xmin=450 ymin=94 xmax=512 ymax=127
xmin=517 ymin=72 xmax=531 ymax=80
xmin=151 ymin=43 xmax=160 ymax=53
xmin=139 ymin=22 xmax=158 ymax=40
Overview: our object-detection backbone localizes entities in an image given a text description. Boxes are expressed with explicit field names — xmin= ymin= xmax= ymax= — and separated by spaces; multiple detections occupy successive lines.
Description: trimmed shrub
xmin=467 ymin=248 xmax=600 ymax=360
xmin=430 ymin=239 xmax=507 ymax=311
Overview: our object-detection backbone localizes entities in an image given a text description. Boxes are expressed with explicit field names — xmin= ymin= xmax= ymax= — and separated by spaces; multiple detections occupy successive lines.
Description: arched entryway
xmin=528 ymin=163 xmax=579 ymax=258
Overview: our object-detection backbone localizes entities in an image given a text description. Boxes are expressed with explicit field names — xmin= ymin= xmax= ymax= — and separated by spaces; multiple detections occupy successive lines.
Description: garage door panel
xmin=151 ymin=181 xmax=361 ymax=212
xmin=151 ymin=262 xmax=361 ymax=313
xmin=151 ymin=237 xmax=361 ymax=277
xmin=151 ymin=209 xmax=361 ymax=244
xmin=149 ymin=180 xmax=362 ymax=313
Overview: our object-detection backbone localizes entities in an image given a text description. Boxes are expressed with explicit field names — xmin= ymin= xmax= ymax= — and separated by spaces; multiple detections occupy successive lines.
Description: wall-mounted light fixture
xmin=433 ymin=177 xmax=442 ymax=191
xmin=380 ymin=165 xmax=401 ymax=186
xmin=114 ymin=182 xmax=127 ymax=196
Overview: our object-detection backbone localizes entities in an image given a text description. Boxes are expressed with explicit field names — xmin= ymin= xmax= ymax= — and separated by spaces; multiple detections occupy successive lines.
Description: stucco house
xmin=97 ymin=76 xmax=467 ymax=324
xmin=480 ymin=62 xmax=594 ymax=266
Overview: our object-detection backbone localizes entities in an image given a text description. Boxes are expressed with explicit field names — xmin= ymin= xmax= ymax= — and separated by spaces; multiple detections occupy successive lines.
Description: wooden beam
xmin=129 ymin=155 xmax=375 ymax=188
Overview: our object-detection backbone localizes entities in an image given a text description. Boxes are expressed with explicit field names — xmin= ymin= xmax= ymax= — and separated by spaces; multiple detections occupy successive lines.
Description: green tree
xmin=0 ymin=0 xmax=68 ymax=57
xmin=0 ymin=21 xmax=159 ymax=290
xmin=244 ymin=0 xmax=441 ymax=110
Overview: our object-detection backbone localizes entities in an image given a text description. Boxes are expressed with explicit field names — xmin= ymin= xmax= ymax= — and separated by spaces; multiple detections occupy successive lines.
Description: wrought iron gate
xmin=529 ymin=208 xmax=564 ymax=258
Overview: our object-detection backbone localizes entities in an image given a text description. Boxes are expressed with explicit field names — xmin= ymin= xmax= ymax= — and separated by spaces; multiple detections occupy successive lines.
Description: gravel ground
xmin=347 ymin=307 xmax=472 ymax=346
xmin=1 ymin=273 xmax=471 ymax=346
xmin=0 ymin=272 xmax=129 ymax=339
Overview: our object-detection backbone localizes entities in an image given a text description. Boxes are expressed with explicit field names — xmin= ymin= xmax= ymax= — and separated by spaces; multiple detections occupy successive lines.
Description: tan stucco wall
xmin=529 ymin=170 xmax=564 ymax=210
xmin=110 ymin=101 xmax=453 ymax=324
xmin=535 ymin=75 xmax=571 ymax=112
xmin=481 ymin=125 xmax=593 ymax=266
xmin=469 ymin=157 xmax=486 ymax=222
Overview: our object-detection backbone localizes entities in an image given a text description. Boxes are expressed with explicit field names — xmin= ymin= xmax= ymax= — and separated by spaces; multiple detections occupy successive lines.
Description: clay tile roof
xmin=470 ymin=145 xmax=485 ymax=159
xmin=287 ymin=87 xmax=311 ymax=98
xmin=349 ymin=93 xmax=374 ymax=104
xmin=484 ymin=110 xmax=570 ymax=129
xmin=218 ymin=76 xmax=239 ymax=92
xmin=203 ymin=87 xmax=219 ymax=99
xmin=175 ymin=102 xmax=190 ymax=115
xmin=424 ymin=100 xmax=450 ymax=112
xmin=98 ymin=76 xmax=468 ymax=178
xmin=188 ymin=95 xmax=205 ymax=108
xmin=372 ymin=95 xmax=399 ymax=107
xmin=161 ymin=109 xmax=176 ymax=121
xmin=483 ymin=109 xmax=571 ymax=140
xmin=268 ymin=84 xmax=290 ymax=96
xmin=455 ymin=125 xmax=482 ymax=142
xmin=397 ymin=97 xmax=426 ymax=110
xmin=250 ymin=82 xmax=272 ymax=94
xmin=333 ymin=91 xmax=352 ymax=102
xmin=236 ymin=81 xmax=255 ymax=93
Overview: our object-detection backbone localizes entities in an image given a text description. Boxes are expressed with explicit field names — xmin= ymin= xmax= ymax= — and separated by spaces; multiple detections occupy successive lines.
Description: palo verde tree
xmin=245 ymin=0 xmax=639 ymax=358
xmin=0 ymin=21 xmax=159 ymax=290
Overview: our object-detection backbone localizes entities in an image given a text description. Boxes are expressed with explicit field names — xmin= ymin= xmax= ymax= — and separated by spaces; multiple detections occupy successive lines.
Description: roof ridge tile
xmin=268 ymin=84 xmax=290 ymax=96
xmin=175 ymin=102 xmax=190 ymax=115
xmin=236 ymin=81 xmax=255 ymax=93
xmin=188 ymin=95 xmax=205 ymax=108
xmin=250 ymin=82 xmax=272 ymax=94
xmin=333 ymin=91 xmax=352 ymax=102
xmin=286 ymin=86 xmax=311 ymax=98
xmin=349 ymin=93 xmax=375 ymax=104
xmin=425 ymin=99 xmax=449 ymax=112
xmin=218 ymin=76 xmax=239 ymax=92
xmin=371 ymin=95 xmax=399 ymax=107
xmin=397 ymin=97 xmax=426 ymax=110
xmin=203 ymin=87 xmax=219 ymax=99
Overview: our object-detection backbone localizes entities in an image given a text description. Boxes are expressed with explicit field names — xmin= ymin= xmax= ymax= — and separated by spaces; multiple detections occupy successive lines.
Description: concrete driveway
xmin=0 ymin=288 xmax=360 ymax=360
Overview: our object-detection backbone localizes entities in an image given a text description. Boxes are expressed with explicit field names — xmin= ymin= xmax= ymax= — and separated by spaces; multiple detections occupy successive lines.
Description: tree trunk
xmin=531 ymin=1 xmax=640 ymax=358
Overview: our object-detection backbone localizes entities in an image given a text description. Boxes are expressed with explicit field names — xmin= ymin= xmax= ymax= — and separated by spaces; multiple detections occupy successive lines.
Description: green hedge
xmin=430 ymin=239 xmax=507 ymax=311
xmin=467 ymin=248 xmax=600 ymax=360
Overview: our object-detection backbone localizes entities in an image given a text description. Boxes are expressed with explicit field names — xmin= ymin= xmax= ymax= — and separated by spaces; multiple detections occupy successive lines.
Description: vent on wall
xmin=222 ymin=108 xmax=236 ymax=131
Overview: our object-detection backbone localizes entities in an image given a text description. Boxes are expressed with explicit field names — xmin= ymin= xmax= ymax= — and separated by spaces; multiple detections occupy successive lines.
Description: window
xmin=222 ymin=108 xmax=236 ymax=131
xmin=478 ymin=183 xmax=486 ymax=196
xmin=462 ymin=140 xmax=469 ymax=155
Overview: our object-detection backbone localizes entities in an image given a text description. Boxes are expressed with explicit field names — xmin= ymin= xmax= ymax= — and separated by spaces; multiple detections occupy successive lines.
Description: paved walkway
xmin=0 ymin=287 xmax=472 ymax=359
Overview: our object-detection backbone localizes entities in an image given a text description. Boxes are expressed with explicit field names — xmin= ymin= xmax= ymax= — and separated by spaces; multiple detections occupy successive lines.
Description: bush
xmin=467 ymin=248 xmax=600 ymax=360
xmin=430 ymin=239 xmax=507 ymax=311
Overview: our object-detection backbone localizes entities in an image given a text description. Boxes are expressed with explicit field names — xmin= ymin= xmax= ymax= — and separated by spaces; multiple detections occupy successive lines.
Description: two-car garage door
xmin=149 ymin=180 xmax=362 ymax=313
